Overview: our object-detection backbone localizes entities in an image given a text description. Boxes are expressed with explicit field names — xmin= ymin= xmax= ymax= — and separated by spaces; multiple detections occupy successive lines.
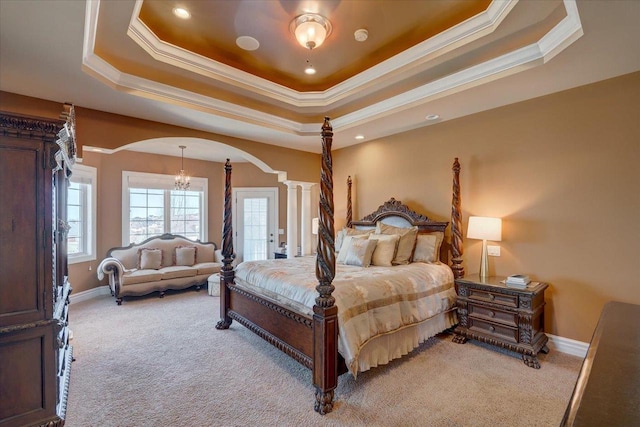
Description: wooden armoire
xmin=0 ymin=106 xmax=75 ymax=427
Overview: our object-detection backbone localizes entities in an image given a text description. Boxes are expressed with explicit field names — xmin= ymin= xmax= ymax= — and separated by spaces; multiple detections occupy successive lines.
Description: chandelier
xmin=175 ymin=145 xmax=190 ymax=191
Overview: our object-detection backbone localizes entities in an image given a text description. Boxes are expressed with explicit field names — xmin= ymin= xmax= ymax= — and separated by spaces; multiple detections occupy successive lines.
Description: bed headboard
xmin=351 ymin=198 xmax=450 ymax=263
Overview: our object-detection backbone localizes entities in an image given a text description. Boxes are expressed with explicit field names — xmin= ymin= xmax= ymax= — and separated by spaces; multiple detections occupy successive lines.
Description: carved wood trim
xmin=346 ymin=176 xmax=352 ymax=228
xmin=229 ymin=311 xmax=313 ymax=369
xmin=313 ymin=117 xmax=338 ymax=415
xmin=450 ymin=158 xmax=464 ymax=279
xmin=229 ymin=286 xmax=313 ymax=328
xmin=0 ymin=112 xmax=62 ymax=139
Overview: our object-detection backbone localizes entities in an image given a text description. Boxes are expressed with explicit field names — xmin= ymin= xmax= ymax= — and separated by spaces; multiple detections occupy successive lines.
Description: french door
xmin=233 ymin=188 xmax=278 ymax=262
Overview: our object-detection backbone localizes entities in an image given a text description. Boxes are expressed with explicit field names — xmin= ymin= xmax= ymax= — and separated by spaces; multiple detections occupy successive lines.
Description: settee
xmin=97 ymin=233 xmax=223 ymax=305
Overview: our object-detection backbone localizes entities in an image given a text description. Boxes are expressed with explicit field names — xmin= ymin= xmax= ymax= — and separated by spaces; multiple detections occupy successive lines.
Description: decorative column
xmin=300 ymin=182 xmax=315 ymax=256
xmin=284 ymin=181 xmax=299 ymax=258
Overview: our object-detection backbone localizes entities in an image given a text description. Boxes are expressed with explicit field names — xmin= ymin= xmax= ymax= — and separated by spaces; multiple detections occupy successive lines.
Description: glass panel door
xmin=234 ymin=188 xmax=278 ymax=262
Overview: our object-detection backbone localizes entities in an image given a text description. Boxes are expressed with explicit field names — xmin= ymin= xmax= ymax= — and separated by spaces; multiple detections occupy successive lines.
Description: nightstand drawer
xmin=468 ymin=288 xmax=517 ymax=307
xmin=469 ymin=318 xmax=518 ymax=344
xmin=469 ymin=304 xmax=518 ymax=327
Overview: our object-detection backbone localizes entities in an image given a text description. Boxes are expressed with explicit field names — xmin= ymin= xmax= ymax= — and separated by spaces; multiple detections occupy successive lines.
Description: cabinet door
xmin=0 ymin=138 xmax=51 ymax=327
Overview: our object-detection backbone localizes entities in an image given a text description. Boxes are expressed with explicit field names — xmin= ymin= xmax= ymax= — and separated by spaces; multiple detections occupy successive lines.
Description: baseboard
xmin=547 ymin=333 xmax=588 ymax=358
xmin=69 ymin=285 xmax=111 ymax=304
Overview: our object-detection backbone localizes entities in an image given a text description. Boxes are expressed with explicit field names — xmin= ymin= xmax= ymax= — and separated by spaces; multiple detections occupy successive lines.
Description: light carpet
xmin=66 ymin=289 xmax=581 ymax=427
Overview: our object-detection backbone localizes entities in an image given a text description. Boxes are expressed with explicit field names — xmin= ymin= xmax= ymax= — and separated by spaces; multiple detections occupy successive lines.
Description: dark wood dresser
xmin=453 ymin=275 xmax=549 ymax=368
xmin=561 ymin=301 xmax=640 ymax=426
xmin=0 ymin=109 xmax=75 ymax=427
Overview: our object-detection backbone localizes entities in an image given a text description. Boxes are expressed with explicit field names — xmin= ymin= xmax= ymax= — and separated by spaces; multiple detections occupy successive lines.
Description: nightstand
xmin=452 ymin=274 xmax=549 ymax=368
xmin=274 ymin=252 xmax=287 ymax=259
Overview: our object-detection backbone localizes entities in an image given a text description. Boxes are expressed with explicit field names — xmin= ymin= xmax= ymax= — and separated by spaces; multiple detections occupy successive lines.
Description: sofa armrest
xmin=97 ymin=257 xmax=127 ymax=296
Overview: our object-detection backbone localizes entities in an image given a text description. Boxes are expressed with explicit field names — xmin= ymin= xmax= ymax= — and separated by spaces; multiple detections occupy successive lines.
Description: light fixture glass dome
xmin=291 ymin=14 xmax=332 ymax=50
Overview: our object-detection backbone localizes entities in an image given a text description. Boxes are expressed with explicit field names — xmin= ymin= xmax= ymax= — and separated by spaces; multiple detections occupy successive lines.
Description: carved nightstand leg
xmin=540 ymin=345 xmax=550 ymax=354
xmin=523 ymin=354 xmax=541 ymax=369
xmin=116 ymin=298 xmax=123 ymax=305
xmin=452 ymin=334 xmax=468 ymax=344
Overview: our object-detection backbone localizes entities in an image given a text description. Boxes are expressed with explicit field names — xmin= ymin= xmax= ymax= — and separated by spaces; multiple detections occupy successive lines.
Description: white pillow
xmin=376 ymin=223 xmax=418 ymax=265
xmin=174 ymin=246 xmax=197 ymax=266
xmin=335 ymin=228 xmax=374 ymax=252
xmin=412 ymin=232 xmax=444 ymax=263
xmin=368 ymin=234 xmax=400 ymax=267
xmin=138 ymin=248 xmax=162 ymax=270
xmin=337 ymin=236 xmax=377 ymax=267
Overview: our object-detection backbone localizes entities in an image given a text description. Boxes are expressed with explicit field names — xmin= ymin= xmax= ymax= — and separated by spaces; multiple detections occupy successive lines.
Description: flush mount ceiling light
xmin=172 ymin=7 xmax=191 ymax=19
xmin=290 ymin=13 xmax=332 ymax=50
xmin=425 ymin=114 xmax=440 ymax=121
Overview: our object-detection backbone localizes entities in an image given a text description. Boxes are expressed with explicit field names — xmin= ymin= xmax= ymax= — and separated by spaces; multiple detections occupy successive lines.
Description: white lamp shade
xmin=467 ymin=216 xmax=502 ymax=241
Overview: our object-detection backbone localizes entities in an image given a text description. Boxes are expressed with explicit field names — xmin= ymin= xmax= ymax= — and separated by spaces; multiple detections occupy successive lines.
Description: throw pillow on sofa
xmin=174 ymin=246 xmax=197 ymax=267
xmin=138 ymin=248 xmax=162 ymax=270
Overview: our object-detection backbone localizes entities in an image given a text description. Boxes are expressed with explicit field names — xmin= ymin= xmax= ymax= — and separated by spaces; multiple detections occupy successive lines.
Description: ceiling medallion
xmin=290 ymin=13 xmax=332 ymax=50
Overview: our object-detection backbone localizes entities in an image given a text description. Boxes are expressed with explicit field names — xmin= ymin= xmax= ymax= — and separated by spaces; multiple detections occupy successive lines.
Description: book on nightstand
xmin=505 ymin=274 xmax=531 ymax=288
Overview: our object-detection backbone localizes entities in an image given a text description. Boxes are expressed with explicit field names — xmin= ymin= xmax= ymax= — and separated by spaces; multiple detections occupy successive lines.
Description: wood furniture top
xmin=561 ymin=301 xmax=640 ymax=426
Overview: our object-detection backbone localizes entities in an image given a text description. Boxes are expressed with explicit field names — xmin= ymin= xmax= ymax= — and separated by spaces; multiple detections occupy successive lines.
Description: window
xmin=122 ymin=171 xmax=208 ymax=245
xmin=68 ymin=164 xmax=97 ymax=264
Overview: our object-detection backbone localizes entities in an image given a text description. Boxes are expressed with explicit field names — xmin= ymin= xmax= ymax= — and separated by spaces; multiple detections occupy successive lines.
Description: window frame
xmin=122 ymin=171 xmax=208 ymax=246
xmin=67 ymin=163 xmax=97 ymax=264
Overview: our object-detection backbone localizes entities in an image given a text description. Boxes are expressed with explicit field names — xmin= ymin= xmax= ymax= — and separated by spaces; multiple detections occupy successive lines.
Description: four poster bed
xmin=215 ymin=117 xmax=464 ymax=414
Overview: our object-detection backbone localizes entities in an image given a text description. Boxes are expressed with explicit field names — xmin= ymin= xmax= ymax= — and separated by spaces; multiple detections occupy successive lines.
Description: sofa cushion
xmin=122 ymin=269 xmax=163 ymax=286
xmin=197 ymin=244 xmax=215 ymax=264
xmin=138 ymin=248 xmax=162 ymax=270
xmin=194 ymin=262 xmax=222 ymax=275
xmin=160 ymin=266 xmax=198 ymax=280
xmin=174 ymin=246 xmax=197 ymax=266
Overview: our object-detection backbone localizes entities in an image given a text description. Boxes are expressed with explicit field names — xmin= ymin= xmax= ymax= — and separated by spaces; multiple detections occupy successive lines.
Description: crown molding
xmin=83 ymin=0 xmax=583 ymax=138
xmin=125 ymin=0 xmax=518 ymax=107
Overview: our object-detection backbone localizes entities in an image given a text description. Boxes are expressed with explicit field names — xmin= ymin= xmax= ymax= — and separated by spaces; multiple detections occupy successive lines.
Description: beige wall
xmin=3 ymin=72 xmax=638 ymax=341
xmin=0 ymin=92 xmax=321 ymax=293
xmin=333 ymin=71 xmax=640 ymax=343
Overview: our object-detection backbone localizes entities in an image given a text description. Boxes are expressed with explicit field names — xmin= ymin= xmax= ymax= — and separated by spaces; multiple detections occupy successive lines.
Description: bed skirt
xmin=352 ymin=309 xmax=457 ymax=377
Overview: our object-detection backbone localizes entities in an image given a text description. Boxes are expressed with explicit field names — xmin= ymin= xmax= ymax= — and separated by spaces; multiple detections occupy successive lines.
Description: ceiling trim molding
xmin=83 ymin=0 xmax=582 ymax=138
xmin=333 ymin=0 xmax=584 ymax=130
xmin=125 ymin=0 xmax=518 ymax=107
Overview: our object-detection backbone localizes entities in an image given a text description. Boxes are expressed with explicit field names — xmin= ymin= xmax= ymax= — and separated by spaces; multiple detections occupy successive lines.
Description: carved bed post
xmin=313 ymin=117 xmax=338 ymax=414
xmin=346 ymin=176 xmax=353 ymax=228
xmin=216 ymin=159 xmax=234 ymax=329
xmin=450 ymin=158 xmax=464 ymax=279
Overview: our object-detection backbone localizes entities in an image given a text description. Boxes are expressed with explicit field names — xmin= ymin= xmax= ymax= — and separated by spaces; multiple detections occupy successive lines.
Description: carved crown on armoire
xmin=0 ymin=104 xmax=76 ymax=427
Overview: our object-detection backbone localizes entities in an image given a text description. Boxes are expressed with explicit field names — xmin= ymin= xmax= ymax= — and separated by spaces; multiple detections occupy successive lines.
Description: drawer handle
xmin=488 ymin=294 xmax=495 ymax=301
xmin=489 ymin=325 xmax=495 ymax=332
xmin=488 ymin=311 xmax=495 ymax=318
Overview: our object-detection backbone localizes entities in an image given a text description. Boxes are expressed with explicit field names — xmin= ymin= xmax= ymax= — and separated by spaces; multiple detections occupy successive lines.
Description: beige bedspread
xmin=234 ymin=256 xmax=457 ymax=375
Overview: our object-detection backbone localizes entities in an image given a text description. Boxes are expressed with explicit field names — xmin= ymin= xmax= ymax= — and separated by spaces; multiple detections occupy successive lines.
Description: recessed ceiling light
xmin=172 ymin=7 xmax=191 ymax=19
xmin=305 ymin=61 xmax=316 ymax=75
xmin=355 ymin=135 xmax=365 ymax=140
xmin=425 ymin=114 xmax=440 ymax=121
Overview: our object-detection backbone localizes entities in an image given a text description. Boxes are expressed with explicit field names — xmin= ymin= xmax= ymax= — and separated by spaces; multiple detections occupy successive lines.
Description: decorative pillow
xmin=138 ymin=248 xmax=162 ymax=270
xmin=368 ymin=234 xmax=400 ymax=267
xmin=174 ymin=246 xmax=197 ymax=267
xmin=335 ymin=227 xmax=374 ymax=252
xmin=337 ymin=236 xmax=377 ymax=267
xmin=412 ymin=232 xmax=444 ymax=263
xmin=376 ymin=223 xmax=418 ymax=265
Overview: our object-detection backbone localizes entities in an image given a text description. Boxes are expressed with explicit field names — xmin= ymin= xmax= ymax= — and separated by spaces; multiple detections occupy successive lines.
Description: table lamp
xmin=467 ymin=216 xmax=502 ymax=279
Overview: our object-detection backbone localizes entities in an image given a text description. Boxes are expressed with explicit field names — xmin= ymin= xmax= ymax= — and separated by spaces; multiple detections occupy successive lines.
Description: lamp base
xmin=479 ymin=239 xmax=489 ymax=279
